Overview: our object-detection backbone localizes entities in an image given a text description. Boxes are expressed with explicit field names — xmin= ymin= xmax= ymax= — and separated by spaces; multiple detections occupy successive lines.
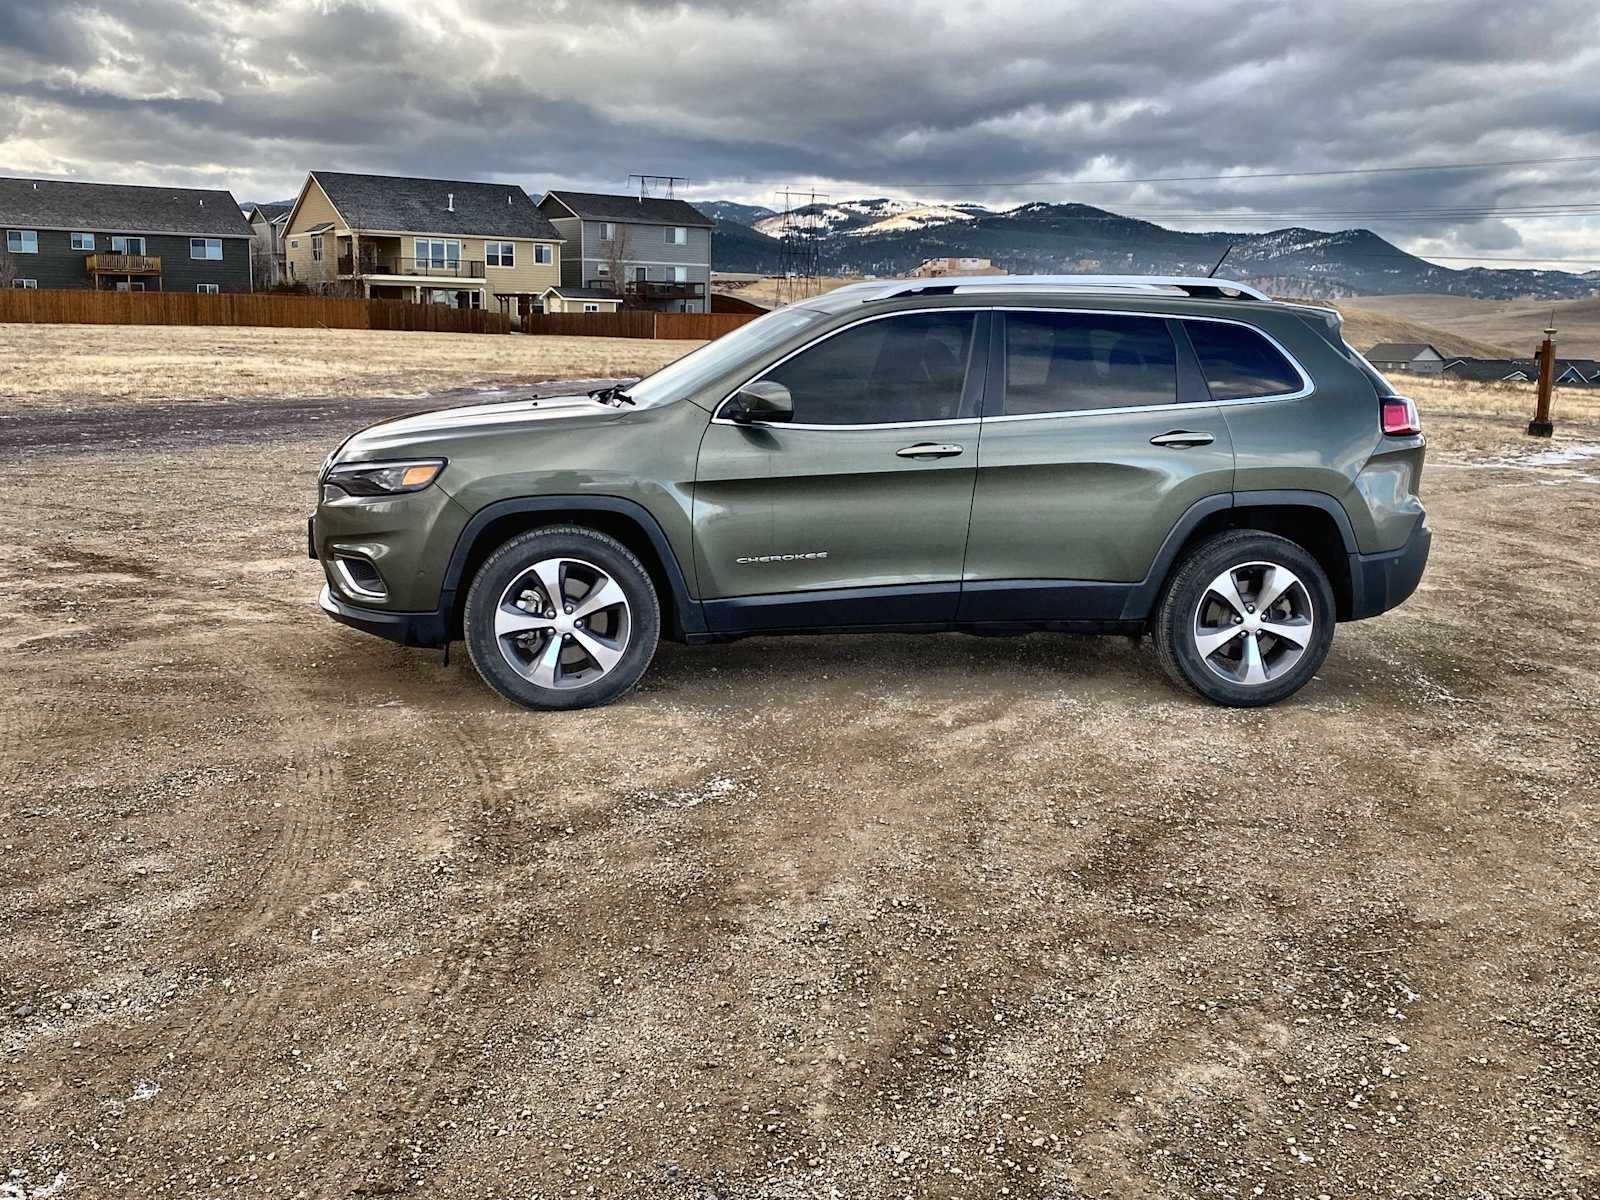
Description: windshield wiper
xmin=588 ymin=383 xmax=636 ymax=407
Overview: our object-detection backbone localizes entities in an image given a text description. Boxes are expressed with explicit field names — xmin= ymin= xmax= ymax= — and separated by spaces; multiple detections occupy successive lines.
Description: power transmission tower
xmin=629 ymin=174 xmax=687 ymax=200
xmin=774 ymin=187 xmax=828 ymax=306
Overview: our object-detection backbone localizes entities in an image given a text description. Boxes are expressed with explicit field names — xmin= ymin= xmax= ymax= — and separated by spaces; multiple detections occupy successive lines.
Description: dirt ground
xmin=0 ymin=324 xmax=695 ymax=413
xmin=2 ymin=361 xmax=1598 ymax=1198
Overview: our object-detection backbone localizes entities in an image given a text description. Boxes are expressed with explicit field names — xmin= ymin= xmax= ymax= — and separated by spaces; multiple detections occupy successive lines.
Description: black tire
xmin=1152 ymin=529 xmax=1336 ymax=708
xmin=463 ymin=526 xmax=660 ymax=711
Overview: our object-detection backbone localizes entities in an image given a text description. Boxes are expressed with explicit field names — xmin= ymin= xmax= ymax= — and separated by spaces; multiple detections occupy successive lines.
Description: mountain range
xmin=704 ymin=196 xmax=1598 ymax=300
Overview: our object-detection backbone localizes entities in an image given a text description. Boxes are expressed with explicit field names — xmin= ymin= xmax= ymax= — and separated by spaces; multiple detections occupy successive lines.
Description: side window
xmin=1184 ymin=321 xmax=1304 ymax=400
xmin=1002 ymin=312 xmax=1176 ymax=415
xmin=758 ymin=312 xmax=975 ymax=426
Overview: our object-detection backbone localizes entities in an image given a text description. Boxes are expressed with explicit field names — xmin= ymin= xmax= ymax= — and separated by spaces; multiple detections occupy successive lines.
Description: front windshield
xmin=624 ymin=306 xmax=829 ymax=408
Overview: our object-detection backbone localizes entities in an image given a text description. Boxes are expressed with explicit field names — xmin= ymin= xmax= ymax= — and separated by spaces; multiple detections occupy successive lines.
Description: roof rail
xmin=864 ymin=274 xmax=1274 ymax=304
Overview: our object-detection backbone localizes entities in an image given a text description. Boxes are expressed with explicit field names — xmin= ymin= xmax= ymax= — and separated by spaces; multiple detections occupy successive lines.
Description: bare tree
xmin=0 ymin=250 xmax=16 ymax=289
xmin=599 ymin=225 xmax=633 ymax=303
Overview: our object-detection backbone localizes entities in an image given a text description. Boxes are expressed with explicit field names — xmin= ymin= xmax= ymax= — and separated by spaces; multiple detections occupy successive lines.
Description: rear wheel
xmin=1153 ymin=530 xmax=1335 ymax=707
xmin=464 ymin=526 xmax=660 ymax=710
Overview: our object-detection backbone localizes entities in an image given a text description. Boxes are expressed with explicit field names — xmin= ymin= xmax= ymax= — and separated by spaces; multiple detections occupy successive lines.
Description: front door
xmin=962 ymin=308 xmax=1236 ymax=620
xmin=694 ymin=309 xmax=988 ymax=631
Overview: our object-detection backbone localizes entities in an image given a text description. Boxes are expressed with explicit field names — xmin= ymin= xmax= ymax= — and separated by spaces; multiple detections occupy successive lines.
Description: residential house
xmin=0 ymin=175 xmax=252 ymax=293
xmin=909 ymin=256 xmax=1006 ymax=277
xmin=537 ymin=191 xmax=713 ymax=313
xmin=246 ymin=202 xmax=292 ymax=287
xmin=1442 ymin=357 xmax=1600 ymax=386
xmin=1365 ymin=342 xmax=1446 ymax=374
xmin=281 ymin=172 xmax=563 ymax=317
xmin=540 ymin=286 xmax=624 ymax=314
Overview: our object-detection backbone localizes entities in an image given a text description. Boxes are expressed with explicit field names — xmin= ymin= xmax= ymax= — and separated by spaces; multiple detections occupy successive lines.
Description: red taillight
xmin=1381 ymin=396 xmax=1421 ymax=436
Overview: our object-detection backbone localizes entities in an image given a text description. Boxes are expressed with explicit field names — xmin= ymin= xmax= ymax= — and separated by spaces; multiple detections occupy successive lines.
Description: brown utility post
xmin=1528 ymin=324 xmax=1557 ymax=437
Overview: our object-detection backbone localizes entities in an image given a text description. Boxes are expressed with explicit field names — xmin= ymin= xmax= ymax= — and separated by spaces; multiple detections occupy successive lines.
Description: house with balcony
xmin=0 ymin=175 xmax=252 ymax=292
xmin=280 ymin=172 xmax=563 ymax=317
xmin=537 ymin=191 xmax=713 ymax=313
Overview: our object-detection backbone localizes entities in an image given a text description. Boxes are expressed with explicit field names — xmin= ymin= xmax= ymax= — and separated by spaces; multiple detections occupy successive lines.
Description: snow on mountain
xmin=750 ymin=197 xmax=992 ymax=238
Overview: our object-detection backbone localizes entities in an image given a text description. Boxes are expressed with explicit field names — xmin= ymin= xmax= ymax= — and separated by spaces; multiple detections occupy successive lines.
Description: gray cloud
xmin=1 ymin=0 xmax=1597 ymax=266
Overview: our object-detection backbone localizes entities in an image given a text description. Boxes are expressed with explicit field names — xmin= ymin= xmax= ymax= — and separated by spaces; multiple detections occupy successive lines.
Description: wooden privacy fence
xmin=520 ymin=311 xmax=760 ymax=340
xmin=0 ymin=288 xmax=511 ymax=335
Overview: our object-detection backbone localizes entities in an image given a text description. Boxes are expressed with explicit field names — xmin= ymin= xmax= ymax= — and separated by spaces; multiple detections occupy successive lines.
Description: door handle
xmin=896 ymin=443 xmax=964 ymax=459
xmin=1149 ymin=430 xmax=1215 ymax=448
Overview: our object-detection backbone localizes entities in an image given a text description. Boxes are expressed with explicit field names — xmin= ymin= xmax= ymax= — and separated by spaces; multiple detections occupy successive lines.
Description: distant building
xmin=908 ymin=256 xmax=1006 ymax=277
xmin=1442 ymin=357 xmax=1600 ymax=386
xmin=1365 ymin=342 xmax=1446 ymax=374
xmin=0 ymin=175 xmax=253 ymax=293
xmin=280 ymin=171 xmax=564 ymax=319
xmin=539 ymin=285 xmax=623 ymax=314
xmin=538 ymin=191 xmax=713 ymax=313
xmin=245 ymin=202 xmax=292 ymax=287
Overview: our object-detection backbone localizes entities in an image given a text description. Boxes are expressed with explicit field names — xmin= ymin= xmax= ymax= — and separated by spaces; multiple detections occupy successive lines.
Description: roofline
xmin=342 ymin=226 xmax=564 ymax=242
xmin=0 ymin=221 xmax=248 ymax=238
xmin=538 ymin=190 xmax=713 ymax=227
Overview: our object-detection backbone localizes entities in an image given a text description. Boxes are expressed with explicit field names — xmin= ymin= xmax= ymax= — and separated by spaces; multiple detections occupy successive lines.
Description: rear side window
xmin=1002 ymin=312 xmax=1176 ymax=415
xmin=761 ymin=311 xmax=974 ymax=425
xmin=1184 ymin=321 xmax=1304 ymax=400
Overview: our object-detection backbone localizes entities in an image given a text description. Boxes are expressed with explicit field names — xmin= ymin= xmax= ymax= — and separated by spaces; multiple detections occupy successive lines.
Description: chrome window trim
xmin=712 ymin=304 xmax=1313 ymax=429
xmin=712 ymin=307 xmax=987 ymax=429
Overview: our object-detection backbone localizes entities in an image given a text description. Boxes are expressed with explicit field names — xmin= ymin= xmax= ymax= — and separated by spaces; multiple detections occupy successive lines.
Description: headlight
xmin=324 ymin=459 xmax=446 ymax=498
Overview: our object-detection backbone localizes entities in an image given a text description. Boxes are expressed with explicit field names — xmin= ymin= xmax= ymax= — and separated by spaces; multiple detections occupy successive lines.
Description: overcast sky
xmin=2 ymin=0 xmax=1598 ymax=269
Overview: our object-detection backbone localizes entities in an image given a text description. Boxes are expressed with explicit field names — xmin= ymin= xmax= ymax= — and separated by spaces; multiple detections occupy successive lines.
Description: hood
xmin=332 ymin=393 xmax=627 ymax=462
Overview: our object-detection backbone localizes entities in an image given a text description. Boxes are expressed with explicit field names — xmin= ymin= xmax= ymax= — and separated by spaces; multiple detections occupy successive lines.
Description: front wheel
xmin=463 ymin=526 xmax=660 ymax=711
xmin=1153 ymin=530 xmax=1336 ymax=707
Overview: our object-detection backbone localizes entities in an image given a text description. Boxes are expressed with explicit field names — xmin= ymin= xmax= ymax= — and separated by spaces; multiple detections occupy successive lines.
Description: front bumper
xmin=1347 ymin=521 xmax=1431 ymax=620
xmin=318 ymin=585 xmax=450 ymax=648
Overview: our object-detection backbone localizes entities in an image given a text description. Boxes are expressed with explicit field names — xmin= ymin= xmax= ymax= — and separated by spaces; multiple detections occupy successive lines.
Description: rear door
xmin=693 ymin=309 xmax=987 ymax=629
xmin=962 ymin=308 xmax=1236 ymax=619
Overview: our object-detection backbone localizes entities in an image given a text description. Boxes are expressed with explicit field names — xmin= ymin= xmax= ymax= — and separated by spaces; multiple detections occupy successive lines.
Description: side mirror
xmin=729 ymin=380 xmax=793 ymax=424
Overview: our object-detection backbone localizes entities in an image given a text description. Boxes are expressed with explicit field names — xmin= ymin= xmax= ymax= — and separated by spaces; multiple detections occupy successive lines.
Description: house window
xmin=665 ymin=226 xmax=687 ymax=245
xmin=672 ymin=266 xmax=688 ymax=282
xmin=196 ymin=283 xmax=220 ymax=294
xmin=310 ymin=235 xmax=323 ymax=262
xmin=6 ymin=230 xmax=38 ymax=254
xmin=598 ymin=222 xmax=616 ymax=242
xmin=534 ymin=243 xmax=552 ymax=265
xmin=111 ymin=236 xmax=146 ymax=254
xmin=486 ymin=241 xmax=515 ymax=268
xmin=289 ymin=239 xmax=299 ymax=248
xmin=595 ymin=263 xmax=610 ymax=276
xmin=414 ymin=239 xmax=461 ymax=270
xmin=190 ymin=237 xmax=223 ymax=260
xmin=583 ymin=303 xmax=600 ymax=313
xmin=114 ymin=281 xmax=146 ymax=292
xmin=71 ymin=232 xmax=95 ymax=251
xmin=12 ymin=279 xmax=37 ymax=289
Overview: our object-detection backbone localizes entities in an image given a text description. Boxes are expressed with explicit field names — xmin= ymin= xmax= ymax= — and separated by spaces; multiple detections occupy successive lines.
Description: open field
xmin=1349 ymin=294 xmax=1600 ymax=359
xmin=3 ymin=357 xmax=1599 ymax=1197
xmin=0 ymin=324 xmax=698 ymax=413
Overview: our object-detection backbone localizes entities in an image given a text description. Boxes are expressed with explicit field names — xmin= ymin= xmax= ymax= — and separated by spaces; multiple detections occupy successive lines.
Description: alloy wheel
xmin=492 ymin=556 xmax=632 ymax=690
xmin=1191 ymin=560 xmax=1315 ymax=687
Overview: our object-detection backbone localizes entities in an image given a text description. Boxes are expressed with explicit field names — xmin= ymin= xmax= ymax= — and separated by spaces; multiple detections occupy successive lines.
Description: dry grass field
xmin=3 ymin=319 xmax=1600 ymax=1197
xmin=1348 ymin=294 xmax=1600 ymax=359
xmin=0 ymin=324 xmax=698 ymax=413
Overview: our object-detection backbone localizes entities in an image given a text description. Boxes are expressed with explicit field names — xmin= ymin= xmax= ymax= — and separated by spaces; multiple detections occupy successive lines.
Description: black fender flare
xmin=1119 ymin=489 xmax=1358 ymax=621
xmin=441 ymin=495 xmax=706 ymax=638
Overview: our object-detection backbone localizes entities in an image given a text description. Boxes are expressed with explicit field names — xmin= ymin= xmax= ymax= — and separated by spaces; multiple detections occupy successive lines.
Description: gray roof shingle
xmin=544 ymin=286 xmax=622 ymax=300
xmin=0 ymin=176 xmax=252 ymax=238
xmin=309 ymin=172 xmax=561 ymax=241
xmin=541 ymin=190 xmax=713 ymax=228
xmin=1366 ymin=342 xmax=1442 ymax=361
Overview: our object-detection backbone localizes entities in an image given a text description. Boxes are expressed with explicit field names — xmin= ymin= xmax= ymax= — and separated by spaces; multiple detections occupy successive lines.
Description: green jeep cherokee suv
xmin=309 ymin=275 xmax=1429 ymax=710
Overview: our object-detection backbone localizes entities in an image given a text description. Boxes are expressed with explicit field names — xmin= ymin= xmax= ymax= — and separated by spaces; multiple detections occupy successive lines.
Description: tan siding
xmin=282 ymin=179 xmax=345 ymax=288
xmin=481 ymin=239 xmax=563 ymax=302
